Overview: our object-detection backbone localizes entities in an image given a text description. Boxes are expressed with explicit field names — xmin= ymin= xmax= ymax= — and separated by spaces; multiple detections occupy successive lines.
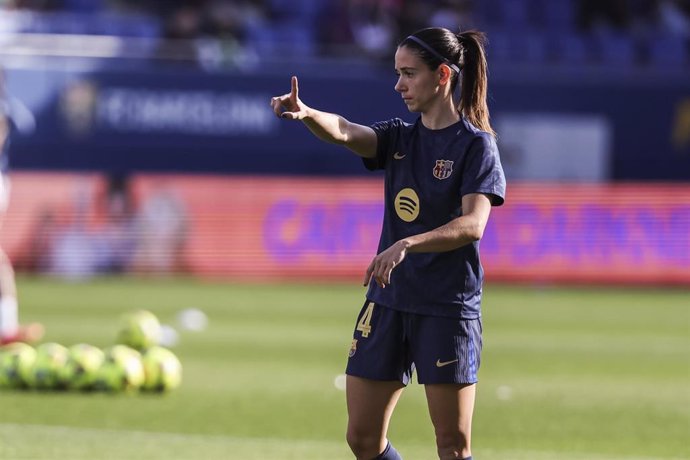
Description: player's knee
xmin=434 ymin=430 xmax=470 ymax=459
xmin=346 ymin=428 xmax=382 ymax=459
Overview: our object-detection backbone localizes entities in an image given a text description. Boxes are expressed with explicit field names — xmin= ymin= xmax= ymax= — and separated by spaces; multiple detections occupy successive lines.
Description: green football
xmin=141 ymin=346 xmax=182 ymax=392
xmin=93 ymin=345 xmax=145 ymax=392
xmin=28 ymin=342 xmax=69 ymax=390
xmin=59 ymin=343 xmax=105 ymax=391
xmin=116 ymin=310 xmax=162 ymax=351
xmin=0 ymin=342 xmax=37 ymax=389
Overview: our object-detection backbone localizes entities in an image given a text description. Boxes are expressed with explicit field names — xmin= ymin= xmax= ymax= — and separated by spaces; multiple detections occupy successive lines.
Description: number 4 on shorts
xmin=356 ymin=302 xmax=374 ymax=338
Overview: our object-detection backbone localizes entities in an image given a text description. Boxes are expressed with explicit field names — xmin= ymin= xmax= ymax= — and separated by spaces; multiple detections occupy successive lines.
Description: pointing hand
xmin=270 ymin=76 xmax=307 ymax=120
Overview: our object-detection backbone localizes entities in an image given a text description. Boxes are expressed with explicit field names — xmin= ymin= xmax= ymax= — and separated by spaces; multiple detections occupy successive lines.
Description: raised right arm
xmin=271 ymin=76 xmax=378 ymax=159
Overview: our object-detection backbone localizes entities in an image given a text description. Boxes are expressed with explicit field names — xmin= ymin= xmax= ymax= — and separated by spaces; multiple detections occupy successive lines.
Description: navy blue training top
xmin=363 ymin=117 xmax=506 ymax=319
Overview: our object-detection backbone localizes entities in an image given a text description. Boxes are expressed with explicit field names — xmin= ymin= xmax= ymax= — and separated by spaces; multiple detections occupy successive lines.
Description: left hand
xmin=363 ymin=240 xmax=409 ymax=288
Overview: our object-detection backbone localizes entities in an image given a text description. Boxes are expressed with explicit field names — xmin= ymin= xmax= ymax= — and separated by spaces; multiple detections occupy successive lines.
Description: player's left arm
xmin=363 ymin=193 xmax=492 ymax=288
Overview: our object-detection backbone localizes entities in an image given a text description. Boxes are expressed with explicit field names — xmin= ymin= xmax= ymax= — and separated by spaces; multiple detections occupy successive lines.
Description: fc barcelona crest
xmin=433 ymin=160 xmax=454 ymax=180
xmin=349 ymin=339 xmax=358 ymax=358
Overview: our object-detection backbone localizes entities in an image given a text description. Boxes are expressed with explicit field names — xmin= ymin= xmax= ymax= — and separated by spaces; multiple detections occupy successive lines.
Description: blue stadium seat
xmin=5 ymin=11 xmax=161 ymax=38
xmin=595 ymin=32 xmax=637 ymax=67
xmin=246 ymin=21 xmax=315 ymax=58
xmin=646 ymin=35 xmax=689 ymax=68
xmin=62 ymin=0 xmax=107 ymax=14
xmin=268 ymin=0 xmax=322 ymax=21
xmin=473 ymin=0 xmax=502 ymax=27
xmin=475 ymin=0 xmax=537 ymax=29
xmin=500 ymin=0 xmax=535 ymax=28
xmin=485 ymin=30 xmax=548 ymax=65
xmin=484 ymin=29 xmax=512 ymax=63
xmin=536 ymin=0 xmax=577 ymax=32
xmin=96 ymin=14 xmax=161 ymax=38
xmin=522 ymin=32 xmax=549 ymax=63
xmin=549 ymin=32 xmax=593 ymax=66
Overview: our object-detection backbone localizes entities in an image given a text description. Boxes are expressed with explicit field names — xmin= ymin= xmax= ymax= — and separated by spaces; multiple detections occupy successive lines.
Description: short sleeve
xmin=461 ymin=133 xmax=506 ymax=206
xmin=363 ymin=118 xmax=405 ymax=171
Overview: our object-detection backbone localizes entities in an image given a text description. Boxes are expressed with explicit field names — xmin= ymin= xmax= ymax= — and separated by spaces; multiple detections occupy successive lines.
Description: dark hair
xmin=400 ymin=27 xmax=495 ymax=136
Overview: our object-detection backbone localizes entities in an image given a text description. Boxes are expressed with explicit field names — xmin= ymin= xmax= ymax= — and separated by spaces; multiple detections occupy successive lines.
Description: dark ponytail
xmin=400 ymin=27 xmax=495 ymax=137
xmin=456 ymin=31 xmax=494 ymax=137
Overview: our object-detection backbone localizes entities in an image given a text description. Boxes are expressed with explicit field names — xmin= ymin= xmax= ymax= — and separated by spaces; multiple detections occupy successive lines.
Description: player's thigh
xmin=346 ymin=301 xmax=413 ymax=383
xmin=425 ymin=383 xmax=476 ymax=441
xmin=346 ymin=375 xmax=405 ymax=436
xmin=411 ymin=317 xmax=482 ymax=385
xmin=345 ymin=302 xmax=409 ymax=438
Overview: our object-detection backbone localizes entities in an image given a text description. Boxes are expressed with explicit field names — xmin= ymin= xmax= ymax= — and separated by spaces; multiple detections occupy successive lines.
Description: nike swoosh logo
xmin=393 ymin=152 xmax=406 ymax=160
xmin=436 ymin=359 xmax=459 ymax=368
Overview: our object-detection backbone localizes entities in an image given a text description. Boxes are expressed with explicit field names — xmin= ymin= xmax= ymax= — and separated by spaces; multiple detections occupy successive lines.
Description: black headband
xmin=404 ymin=35 xmax=461 ymax=74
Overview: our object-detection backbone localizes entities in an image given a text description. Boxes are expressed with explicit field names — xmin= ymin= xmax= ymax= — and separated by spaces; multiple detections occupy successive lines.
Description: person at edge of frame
xmin=0 ymin=67 xmax=44 ymax=346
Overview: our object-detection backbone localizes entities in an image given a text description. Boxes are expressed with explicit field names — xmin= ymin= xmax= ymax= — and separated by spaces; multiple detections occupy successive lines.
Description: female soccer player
xmin=271 ymin=27 xmax=506 ymax=460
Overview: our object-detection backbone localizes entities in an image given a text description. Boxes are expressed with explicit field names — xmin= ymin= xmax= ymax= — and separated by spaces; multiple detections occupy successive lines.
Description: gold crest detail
xmin=348 ymin=339 xmax=358 ymax=358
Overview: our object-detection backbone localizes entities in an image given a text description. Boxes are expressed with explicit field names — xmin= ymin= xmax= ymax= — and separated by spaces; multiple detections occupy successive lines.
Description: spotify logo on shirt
xmin=395 ymin=188 xmax=420 ymax=222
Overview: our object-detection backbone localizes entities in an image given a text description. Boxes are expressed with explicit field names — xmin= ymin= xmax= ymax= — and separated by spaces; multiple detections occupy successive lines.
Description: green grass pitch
xmin=1 ymin=276 xmax=688 ymax=460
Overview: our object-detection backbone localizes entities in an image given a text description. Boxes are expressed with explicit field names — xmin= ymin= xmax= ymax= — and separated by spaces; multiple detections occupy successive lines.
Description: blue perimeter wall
xmin=5 ymin=62 xmax=690 ymax=181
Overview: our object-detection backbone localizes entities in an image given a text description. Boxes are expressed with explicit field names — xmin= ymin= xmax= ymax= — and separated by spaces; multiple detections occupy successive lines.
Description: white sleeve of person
xmin=0 ymin=296 xmax=18 ymax=337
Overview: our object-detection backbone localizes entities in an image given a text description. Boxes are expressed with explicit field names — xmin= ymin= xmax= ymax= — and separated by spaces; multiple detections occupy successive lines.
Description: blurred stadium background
xmin=0 ymin=0 xmax=688 ymax=459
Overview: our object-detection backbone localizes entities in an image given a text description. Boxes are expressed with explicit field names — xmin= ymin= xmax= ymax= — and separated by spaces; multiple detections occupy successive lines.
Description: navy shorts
xmin=346 ymin=300 xmax=482 ymax=385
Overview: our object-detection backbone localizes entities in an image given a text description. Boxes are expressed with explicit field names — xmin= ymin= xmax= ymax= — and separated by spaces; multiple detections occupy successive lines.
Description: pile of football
xmin=0 ymin=310 xmax=182 ymax=393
